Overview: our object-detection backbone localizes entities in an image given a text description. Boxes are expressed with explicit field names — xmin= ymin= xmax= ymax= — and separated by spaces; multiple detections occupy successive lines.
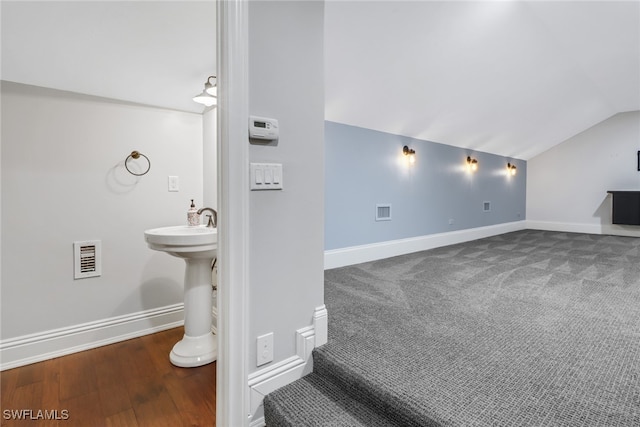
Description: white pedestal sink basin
xmin=144 ymin=225 xmax=217 ymax=367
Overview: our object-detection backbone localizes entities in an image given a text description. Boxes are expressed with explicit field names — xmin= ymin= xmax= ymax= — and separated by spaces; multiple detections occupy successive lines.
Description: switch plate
xmin=256 ymin=332 xmax=274 ymax=366
xmin=250 ymin=163 xmax=283 ymax=190
xmin=168 ymin=176 xmax=179 ymax=192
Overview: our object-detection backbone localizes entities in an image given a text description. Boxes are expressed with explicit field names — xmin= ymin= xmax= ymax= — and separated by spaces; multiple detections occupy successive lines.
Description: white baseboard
xmin=324 ymin=221 xmax=527 ymax=269
xmin=602 ymin=224 xmax=640 ymax=237
xmin=0 ymin=303 xmax=184 ymax=371
xmin=527 ymin=220 xmax=640 ymax=237
xmin=312 ymin=305 xmax=328 ymax=347
xmin=247 ymin=304 xmax=328 ymax=427
xmin=249 ymin=417 xmax=267 ymax=427
xmin=526 ymin=220 xmax=603 ymax=234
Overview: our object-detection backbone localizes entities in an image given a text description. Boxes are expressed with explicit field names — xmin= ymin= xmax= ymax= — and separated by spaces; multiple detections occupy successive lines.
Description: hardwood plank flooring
xmin=1 ymin=328 xmax=216 ymax=427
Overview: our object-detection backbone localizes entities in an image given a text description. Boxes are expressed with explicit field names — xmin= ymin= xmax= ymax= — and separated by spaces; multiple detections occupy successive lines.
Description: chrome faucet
xmin=197 ymin=207 xmax=217 ymax=228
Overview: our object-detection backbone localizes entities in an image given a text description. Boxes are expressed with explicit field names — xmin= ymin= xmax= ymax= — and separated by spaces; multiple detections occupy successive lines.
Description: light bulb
xmin=193 ymin=90 xmax=217 ymax=106
xmin=467 ymin=157 xmax=478 ymax=172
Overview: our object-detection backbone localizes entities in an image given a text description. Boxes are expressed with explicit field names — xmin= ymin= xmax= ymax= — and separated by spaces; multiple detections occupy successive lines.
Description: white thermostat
xmin=249 ymin=116 xmax=279 ymax=140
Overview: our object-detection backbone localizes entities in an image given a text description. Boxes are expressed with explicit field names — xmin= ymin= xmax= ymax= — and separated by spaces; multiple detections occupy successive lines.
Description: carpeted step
xmin=311 ymin=348 xmax=442 ymax=427
xmin=263 ymin=372 xmax=404 ymax=427
xmin=267 ymin=231 xmax=640 ymax=426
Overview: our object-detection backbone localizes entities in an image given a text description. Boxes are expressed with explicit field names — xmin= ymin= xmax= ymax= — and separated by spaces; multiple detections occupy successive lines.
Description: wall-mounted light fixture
xmin=507 ymin=162 xmax=517 ymax=176
xmin=403 ymin=145 xmax=416 ymax=164
xmin=193 ymin=75 xmax=217 ymax=106
xmin=466 ymin=156 xmax=478 ymax=172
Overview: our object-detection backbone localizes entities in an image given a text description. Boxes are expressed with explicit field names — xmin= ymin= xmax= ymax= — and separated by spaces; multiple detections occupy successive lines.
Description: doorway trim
xmin=216 ymin=0 xmax=250 ymax=426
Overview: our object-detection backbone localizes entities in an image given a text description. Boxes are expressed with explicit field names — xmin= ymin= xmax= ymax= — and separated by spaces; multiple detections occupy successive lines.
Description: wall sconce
xmin=193 ymin=75 xmax=217 ymax=106
xmin=507 ymin=162 xmax=517 ymax=176
xmin=466 ymin=156 xmax=478 ymax=172
xmin=403 ymin=145 xmax=416 ymax=164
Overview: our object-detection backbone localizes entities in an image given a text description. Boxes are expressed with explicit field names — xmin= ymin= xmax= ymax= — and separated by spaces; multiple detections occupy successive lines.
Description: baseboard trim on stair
xmin=324 ymin=221 xmax=527 ymax=269
xmin=248 ymin=304 xmax=327 ymax=427
xmin=0 ymin=304 xmax=184 ymax=371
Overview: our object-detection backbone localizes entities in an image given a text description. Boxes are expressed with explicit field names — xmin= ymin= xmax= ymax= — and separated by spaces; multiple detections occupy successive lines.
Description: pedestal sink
xmin=144 ymin=225 xmax=217 ymax=367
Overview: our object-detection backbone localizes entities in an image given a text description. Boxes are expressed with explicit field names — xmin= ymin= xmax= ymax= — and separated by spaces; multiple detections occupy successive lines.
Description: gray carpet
xmin=265 ymin=230 xmax=640 ymax=426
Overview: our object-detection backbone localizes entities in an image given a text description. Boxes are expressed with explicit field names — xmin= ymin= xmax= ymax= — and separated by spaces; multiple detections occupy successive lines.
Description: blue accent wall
xmin=325 ymin=121 xmax=526 ymax=250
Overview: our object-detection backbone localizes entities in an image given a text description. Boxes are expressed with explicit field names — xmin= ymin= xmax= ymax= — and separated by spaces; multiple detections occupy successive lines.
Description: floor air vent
xmin=74 ymin=240 xmax=102 ymax=279
xmin=376 ymin=204 xmax=392 ymax=221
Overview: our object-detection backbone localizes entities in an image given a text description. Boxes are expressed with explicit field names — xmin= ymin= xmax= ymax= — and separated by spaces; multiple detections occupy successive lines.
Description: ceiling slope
xmin=325 ymin=1 xmax=640 ymax=160
xmin=1 ymin=1 xmax=216 ymax=114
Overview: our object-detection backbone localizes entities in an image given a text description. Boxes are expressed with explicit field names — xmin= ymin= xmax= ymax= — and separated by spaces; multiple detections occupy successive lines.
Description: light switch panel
xmin=250 ymin=163 xmax=283 ymax=190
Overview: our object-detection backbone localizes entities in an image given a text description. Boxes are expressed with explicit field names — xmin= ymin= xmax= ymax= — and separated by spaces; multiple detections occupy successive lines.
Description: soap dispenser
xmin=187 ymin=199 xmax=200 ymax=226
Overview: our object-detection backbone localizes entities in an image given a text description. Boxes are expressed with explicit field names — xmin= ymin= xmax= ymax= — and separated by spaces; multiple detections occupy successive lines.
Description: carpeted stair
xmin=264 ymin=230 xmax=640 ymax=427
xmin=263 ymin=371 xmax=404 ymax=427
xmin=265 ymin=342 xmax=446 ymax=427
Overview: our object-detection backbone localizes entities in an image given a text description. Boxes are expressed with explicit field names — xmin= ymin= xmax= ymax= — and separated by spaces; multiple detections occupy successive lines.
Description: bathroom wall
xmin=202 ymin=106 xmax=217 ymax=329
xmin=1 ymin=82 xmax=203 ymax=347
xmin=248 ymin=0 xmax=325 ymax=371
xmin=325 ymin=121 xmax=527 ymax=250
xmin=527 ymin=111 xmax=640 ymax=236
xmin=203 ymin=107 xmax=218 ymax=210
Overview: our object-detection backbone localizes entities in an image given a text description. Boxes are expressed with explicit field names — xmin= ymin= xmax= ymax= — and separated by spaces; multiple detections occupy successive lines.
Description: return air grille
xmin=74 ymin=240 xmax=102 ymax=279
xmin=376 ymin=204 xmax=392 ymax=221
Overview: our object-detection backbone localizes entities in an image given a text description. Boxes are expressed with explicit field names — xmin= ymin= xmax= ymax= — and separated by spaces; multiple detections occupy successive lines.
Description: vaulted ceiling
xmin=2 ymin=1 xmax=638 ymax=160
xmin=325 ymin=1 xmax=640 ymax=160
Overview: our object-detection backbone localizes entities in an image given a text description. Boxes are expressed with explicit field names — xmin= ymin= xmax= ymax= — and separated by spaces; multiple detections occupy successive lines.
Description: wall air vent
xmin=74 ymin=240 xmax=102 ymax=279
xmin=483 ymin=201 xmax=491 ymax=212
xmin=376 ymin=204 xmax=392 ymax=221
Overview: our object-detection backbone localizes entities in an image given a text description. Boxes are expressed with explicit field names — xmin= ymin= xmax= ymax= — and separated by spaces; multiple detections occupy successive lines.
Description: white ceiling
xmin=1 ymin=1 xmax=216 ymax=114
xmin=325 ymin=1 xmax=640 ymax=159
xmin=2 ymin=1 xmax=638 ymax=160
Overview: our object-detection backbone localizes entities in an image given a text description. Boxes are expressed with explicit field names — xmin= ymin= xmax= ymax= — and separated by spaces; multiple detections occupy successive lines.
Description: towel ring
xmin=125 ymin=151 xmax=151 ymax=176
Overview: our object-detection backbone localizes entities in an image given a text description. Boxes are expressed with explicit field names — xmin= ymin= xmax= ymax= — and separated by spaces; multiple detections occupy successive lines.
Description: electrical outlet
xmin=168 ymin=176 xmax=179 ymax=192
xmin=256 ymin=332 xmax=274 ymax=367
xmin=448 ymin=218 xmax=455 ymax=225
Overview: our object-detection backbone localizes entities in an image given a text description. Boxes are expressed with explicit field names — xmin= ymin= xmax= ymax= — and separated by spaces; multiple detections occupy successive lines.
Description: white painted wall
xmin=527 ymin=111 xmax=640 ymax=237
xmin=203 ymin=107 xmax=218 ymax=210
xmin=203 ymin=107 xmax=218 ymax=329
xmin=248 ymin=1 xmax=325 ymax=372
xmin=1 ymin=82 xmax=203 ymax=341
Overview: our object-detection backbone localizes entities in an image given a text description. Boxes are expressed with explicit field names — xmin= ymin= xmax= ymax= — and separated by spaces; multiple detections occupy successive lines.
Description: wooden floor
xmin=1 ymin=327 xmax=216 ymax=426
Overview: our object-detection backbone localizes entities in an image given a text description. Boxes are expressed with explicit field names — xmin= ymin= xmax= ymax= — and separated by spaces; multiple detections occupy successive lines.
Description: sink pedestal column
xmin=170 ymin=257 xmax=217 ymax=367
